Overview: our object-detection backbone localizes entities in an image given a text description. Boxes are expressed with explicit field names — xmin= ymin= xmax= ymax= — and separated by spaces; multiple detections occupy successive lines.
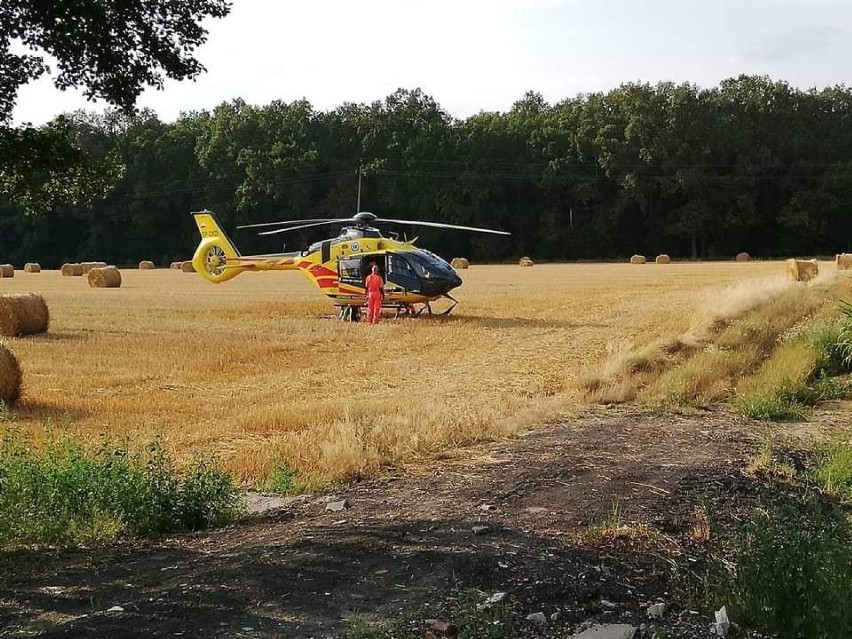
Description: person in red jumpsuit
xmin=364 ymin=265 xmax=385 ymax=324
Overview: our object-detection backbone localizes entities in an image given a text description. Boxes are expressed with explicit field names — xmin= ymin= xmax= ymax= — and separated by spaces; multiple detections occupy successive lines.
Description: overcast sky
xmin=12 ymin=0 xmax=852 ymax=125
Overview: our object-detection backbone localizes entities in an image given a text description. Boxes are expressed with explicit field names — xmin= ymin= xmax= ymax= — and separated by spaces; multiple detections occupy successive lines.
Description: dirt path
xmin=0 ymin=410 xmax=767 ymax=638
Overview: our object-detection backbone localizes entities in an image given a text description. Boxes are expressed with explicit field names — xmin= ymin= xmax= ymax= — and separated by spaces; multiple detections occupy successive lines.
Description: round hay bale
xmin=655 ymin=254 xmax=671 ymax=264
xmin=181 ymin=261 xmax=196 ymax=273
xmin=0 ymin=264 xmax=14 ymax=278
xmin=0 ymin=293 xmax=50 ymax=337
xmin=836 ymin=253 xmax=852 ymax=270
xmin=735 ymin=252 xmax=751 ymax=262
xmin=87 ymin=266 xmax=122 ymax=288
xmin=451 ymin=257 xmax=470 ymax=269
xmin=61 ymin=263 xmax=83 ymax=277
xmin=629 ymin=255 xmax=647 ymax=264
xmin=81 ymin=261 xmax=107 ymax=274
xmin=24 ymin=263 xmax=41 ymax=273
xmin=138 ymin=260 xmax=155 ymax=270
xmin=519 ymin=257 xmax=534 ymax=267
xmin=169 ymin=261 xmax=182 ymax=270
xmin=0 ymin=343 xmax=21 ymax=406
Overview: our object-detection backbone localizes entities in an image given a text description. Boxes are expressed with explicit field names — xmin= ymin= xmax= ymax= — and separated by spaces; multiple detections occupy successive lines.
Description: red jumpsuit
xmin=365 ymin=272 xmax=385 ymax=324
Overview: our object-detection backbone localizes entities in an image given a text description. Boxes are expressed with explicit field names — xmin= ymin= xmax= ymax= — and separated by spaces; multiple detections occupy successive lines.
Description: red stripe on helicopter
xmin=309 ymin=264 xmax=337 ymax=278
xmin=316 ymin=278 xmax=338 ymax=289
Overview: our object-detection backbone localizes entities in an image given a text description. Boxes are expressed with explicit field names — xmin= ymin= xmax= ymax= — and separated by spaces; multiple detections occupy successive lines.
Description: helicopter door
xmin=338 ymin=256 xmax=363 ymax=287
xmin=385 ymin=253 xmax=420 ymax=293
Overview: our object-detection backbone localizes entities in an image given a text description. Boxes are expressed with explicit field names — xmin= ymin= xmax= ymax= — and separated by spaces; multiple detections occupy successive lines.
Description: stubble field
xmin=0 ymin=261 xmax=806 ymax=485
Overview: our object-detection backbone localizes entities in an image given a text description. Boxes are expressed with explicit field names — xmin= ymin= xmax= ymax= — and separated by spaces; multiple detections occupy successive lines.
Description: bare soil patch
xmin=0 ymin=409 xmax=774 ymax=638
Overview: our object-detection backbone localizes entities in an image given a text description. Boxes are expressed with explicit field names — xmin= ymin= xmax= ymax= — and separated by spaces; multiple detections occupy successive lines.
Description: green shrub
xmin=710 ymin=498 xmax=852 ymax=638
xmin=267 ymin=463 xmax=300 ymax=494
xmin=0 ymin=432 xmax=242 ymax=547
xmin=812 ymin=441 xmax=852 ymax=503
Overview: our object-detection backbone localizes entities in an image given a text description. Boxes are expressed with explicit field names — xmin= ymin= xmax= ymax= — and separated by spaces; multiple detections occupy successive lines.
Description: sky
xmin=11 ymin=0 xmax=852 ymax=126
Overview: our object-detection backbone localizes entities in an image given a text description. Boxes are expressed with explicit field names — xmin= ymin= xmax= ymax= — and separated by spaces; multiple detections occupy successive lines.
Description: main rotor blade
xmin=379 ymin=218 xmax=511 ymax=236
xmin=238 ymin=218 xmax=350 ymax=230
xmin=257 ymin=220 xmax=350 ymax=236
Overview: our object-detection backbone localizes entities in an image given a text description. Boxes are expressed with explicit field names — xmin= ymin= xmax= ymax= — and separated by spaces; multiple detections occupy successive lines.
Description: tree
xmin=1 ymin=0 xmax=231 ymax=210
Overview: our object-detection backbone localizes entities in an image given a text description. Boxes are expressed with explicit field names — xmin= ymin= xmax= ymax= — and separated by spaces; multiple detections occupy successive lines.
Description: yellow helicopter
xmin=190 ymin=210 xmax=509 ymax=320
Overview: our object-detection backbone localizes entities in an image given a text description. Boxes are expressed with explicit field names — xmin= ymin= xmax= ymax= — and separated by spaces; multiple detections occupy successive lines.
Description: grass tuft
xmin=0 ymin=431 xmax=243 ymax=547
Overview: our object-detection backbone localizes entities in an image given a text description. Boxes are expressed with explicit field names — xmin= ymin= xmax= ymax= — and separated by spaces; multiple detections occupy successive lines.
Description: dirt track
xmin=0 ymin=409 xmax=769 ymax=638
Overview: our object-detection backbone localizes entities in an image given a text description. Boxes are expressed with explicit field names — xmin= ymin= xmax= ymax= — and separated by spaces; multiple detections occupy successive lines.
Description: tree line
xmin=2 ymin=75 xmax=852 ymax=267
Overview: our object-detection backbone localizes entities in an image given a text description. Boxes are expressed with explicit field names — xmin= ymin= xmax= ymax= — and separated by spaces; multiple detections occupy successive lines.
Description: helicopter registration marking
xmin=201 ymin=230 xmax=219 ymax=238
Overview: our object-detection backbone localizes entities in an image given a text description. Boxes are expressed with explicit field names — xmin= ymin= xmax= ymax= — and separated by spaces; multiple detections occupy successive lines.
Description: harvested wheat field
xmin=1 ymin=261 xmax=839 ymax=485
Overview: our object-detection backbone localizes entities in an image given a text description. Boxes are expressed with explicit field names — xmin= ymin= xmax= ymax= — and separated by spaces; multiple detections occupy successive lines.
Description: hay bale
xmin=181 ymin=261 xmax=196 ymax=273
xmin=24 ymin=263 xmax=41 ymax=273
xmin=81 ymin=261 xmax=107 ymax=274
xmin=139 ymin=260 xmax=155 ymax=270
xmin=87 ymin=266 xmax=122 ymax=288
xmin=836 ymin=253 xmax=852 ymax=271
xmin=0 ymin=264 xmax=14 ymax=278
xmin=61 ymin=263 xmax=83 ymax=276
xmin=519 ymin=257 xmax=534 ymax=267
xmin=169 ymin=261 xmax=182 ymax=270
xmin=629 ymin=255 xmax=647 ymax=264
xmin=655 ymin=254 xmax=671 ymax=264
xmin=0 ymin=293 xmax=50 ymax=337
xmin=786 ymin=259 xmax=819 ymax=283
xmin=0 ymin=343 xmax=21 ymax=406
xmin=451 ymin=257 xmax=470 ymax=269
xmin=735 ymin=252 xmax=751 ymax=262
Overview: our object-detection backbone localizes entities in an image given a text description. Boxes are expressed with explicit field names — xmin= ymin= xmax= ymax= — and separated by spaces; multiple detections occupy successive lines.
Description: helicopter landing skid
xmin=411 ymin=294 xmax=458 ymax=317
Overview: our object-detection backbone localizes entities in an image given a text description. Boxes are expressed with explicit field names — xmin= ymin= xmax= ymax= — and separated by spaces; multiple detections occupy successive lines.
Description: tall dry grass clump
xmin=87 ymin=266 xmax=122 ymax=288
xmin=786 ymin=259 xmax=818 ymax=282
xmin=0 ymin=265 xmax=14 ymax=278
xmin=81 ymin=261 xmax=107 ymax=274
xmin=519 ymin=257 xmax=534 ymax=267
xmin=181 ymin=261 xmax=196 ymax=273
xmin=24 ymin=263 xmax=40 ymax=273
xmin=736 ymin=252 xmax=751 ymax=262
xmin=139 ymin=261 xmax=155 ymax=270
xmin=630 ymin=255 xmax=646 ymax=264
xmin=837 ymin=254 xmax=852 ymax=270
xmin=0 ymin=343 xmax=21 ymax=406
xmin=0 ymin=293 xmax=50 ymax=337
xmin=451 ymin=257 xmax=470 ymax=269
xmin=656 ymin=254 xmax=671 ymax=264
xmin=581 ymin=277 xmax=819 ymax=405
xmin=61 ymin=263 xmax=83 ymax=276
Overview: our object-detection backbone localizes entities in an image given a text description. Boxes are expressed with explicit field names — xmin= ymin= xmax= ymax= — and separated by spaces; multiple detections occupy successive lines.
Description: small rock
xmin=526 ymin=612 xmax=548 ymax=626
xmin=471 ymin=525 xmax=490 ymax=535
xmin=486 ymin=592 xmax=507 ymax=604
xmin=428 ymin=619 xmax=458 ymax=637
xmin=647 ymin=602 xmax=666 ymax=619
xmin=525 ymin=506 xmax=547 ymax=514
xmin=713 ymin=606 xmax=731 ymax=637
xmin=479 ymin=504 xmax=497 ymax=511
xmin=550 ymin=611 xmax=561 ymax=622
xmin=106 ymin=605 xmax=124 ymax=613
xmin=571 ymin=624 xmax=637 ymax=639
xmin=600 ymin=599 xmax=617 ymax=609
xmin=326 ymin=499 xmax=350 ymax=512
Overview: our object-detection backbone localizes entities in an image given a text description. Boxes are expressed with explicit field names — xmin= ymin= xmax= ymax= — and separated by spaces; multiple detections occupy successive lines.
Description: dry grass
xmin=0 ymin=261 xmax=822 ymax=485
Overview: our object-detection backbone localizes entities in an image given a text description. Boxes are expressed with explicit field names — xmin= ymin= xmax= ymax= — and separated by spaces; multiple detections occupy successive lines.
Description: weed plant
xmin=0 ymin=431 xmax=242 ymax=547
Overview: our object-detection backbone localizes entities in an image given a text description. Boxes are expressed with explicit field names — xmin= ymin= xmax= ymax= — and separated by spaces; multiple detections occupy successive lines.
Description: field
xmin=0 ymin=261 xmax=830 ymax=485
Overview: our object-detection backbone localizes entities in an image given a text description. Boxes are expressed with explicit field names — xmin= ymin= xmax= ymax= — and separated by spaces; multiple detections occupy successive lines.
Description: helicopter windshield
xmin=405 ymin=250 xmax=454 ymax=279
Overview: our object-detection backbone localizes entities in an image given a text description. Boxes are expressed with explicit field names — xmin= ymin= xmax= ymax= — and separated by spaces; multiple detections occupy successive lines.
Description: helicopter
xmin=190 ymin=210 xmax=510 ymax=320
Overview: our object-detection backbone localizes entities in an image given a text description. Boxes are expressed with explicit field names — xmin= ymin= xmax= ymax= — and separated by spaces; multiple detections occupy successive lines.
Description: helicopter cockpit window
xmin=338 ymin=256 xmax=362 ymax=285
xmin=387 ymin=254 xmax=415 ymax=276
